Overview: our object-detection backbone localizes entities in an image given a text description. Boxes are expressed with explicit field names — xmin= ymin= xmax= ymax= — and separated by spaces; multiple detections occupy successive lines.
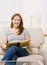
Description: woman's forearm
xmin=27 ymin=43 xmax=32 ymax=54
xmin=1 ymin=44 xmax=6 ymax=51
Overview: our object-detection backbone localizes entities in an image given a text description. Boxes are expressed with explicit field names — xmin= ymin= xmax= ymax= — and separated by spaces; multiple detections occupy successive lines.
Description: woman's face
xmin=12 ymin=16 xmax=21 ymax=28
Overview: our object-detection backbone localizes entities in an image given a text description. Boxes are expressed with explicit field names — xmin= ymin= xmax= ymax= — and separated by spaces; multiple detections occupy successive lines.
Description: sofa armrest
xmin=31 ymin=48 xmax=39 ymax=54
xmin=0 ymin=47 xmax=5 ymax=55
xmin=27 ymin=46 xmax=39 ymax=55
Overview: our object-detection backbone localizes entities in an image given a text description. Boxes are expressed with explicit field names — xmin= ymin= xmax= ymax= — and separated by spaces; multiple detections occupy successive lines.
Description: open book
xmin=5 ymin=40 xmax=30 ymax=50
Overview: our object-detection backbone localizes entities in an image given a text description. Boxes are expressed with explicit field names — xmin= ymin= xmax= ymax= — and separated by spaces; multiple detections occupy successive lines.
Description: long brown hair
xmin=10 ymin=13 xmax=24 ymax=35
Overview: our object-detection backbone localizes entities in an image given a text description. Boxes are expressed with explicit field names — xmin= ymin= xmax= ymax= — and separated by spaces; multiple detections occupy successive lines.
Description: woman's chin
xmin=14 ymin=25 xmax=19 ymax=28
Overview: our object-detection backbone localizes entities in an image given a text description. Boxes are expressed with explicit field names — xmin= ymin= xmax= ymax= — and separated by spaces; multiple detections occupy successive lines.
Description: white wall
xmin=0 ymin=0 xmax=23 ymax=25
xmin=23 ymin=0 xmax=47 ymax=31
xmin=0 ymin=0 xmax=31 ymax=28
xmin=41 ymin=0 xmax=47 ymax=27
xmin=41 ymin=0 xmax=47 ymax=33
xmin=0 ymin=0 xmax=47 ymax=30
xmin=23 ymin=0 xmax=42 ymax=27
xmin=0 ymin=0 xmax=43 ymax=27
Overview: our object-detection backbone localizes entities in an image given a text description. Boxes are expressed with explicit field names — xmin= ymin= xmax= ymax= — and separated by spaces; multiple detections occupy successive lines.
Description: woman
xmin=1 ymin=13 xmax=31 ymax=65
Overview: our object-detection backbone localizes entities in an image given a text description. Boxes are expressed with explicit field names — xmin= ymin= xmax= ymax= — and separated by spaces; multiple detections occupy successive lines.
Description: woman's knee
xmin=9 ymin=46 xmax=16 ymax=50
xmin=8 ymin=46 xmax=19 ymax=52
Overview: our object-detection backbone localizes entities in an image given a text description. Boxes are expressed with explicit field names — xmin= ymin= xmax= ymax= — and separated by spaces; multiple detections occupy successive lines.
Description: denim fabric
xmin=2 ymin=46 xmax=29 ymax=65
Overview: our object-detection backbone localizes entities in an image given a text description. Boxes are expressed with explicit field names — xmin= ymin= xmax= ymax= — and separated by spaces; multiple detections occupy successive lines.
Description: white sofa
xmin=0 ymin=27 xmax=46 ymax=65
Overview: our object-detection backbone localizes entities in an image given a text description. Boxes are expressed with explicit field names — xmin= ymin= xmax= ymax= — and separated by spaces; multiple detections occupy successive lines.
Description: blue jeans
xmin=2 ymin=46 xmax=29 ymax=65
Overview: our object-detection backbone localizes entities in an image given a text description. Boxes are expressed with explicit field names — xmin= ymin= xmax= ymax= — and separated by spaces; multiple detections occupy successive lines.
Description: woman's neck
xmin=13 ymin=26 xmax=19 ymax=29
xmin=12 ymin=27 xmax=20 ymax=35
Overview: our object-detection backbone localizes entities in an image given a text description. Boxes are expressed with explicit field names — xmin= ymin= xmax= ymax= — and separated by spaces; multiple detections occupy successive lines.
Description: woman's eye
xmin=15 ymin=19 xmax=20 ymax=21
xmin=15 ymin=19 xmax=16 ymax=21
xmin=18 ymin=19 xmax=20 ymax=21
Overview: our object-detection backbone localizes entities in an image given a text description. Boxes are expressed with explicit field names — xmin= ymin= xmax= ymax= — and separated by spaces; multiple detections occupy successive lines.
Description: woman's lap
xmin=2 ymin=46 xmax=29 ymax=61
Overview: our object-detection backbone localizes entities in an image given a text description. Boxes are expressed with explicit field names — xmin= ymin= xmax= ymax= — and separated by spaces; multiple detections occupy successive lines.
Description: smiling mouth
xmin=14 ymin=22 xmax=19 ymax=25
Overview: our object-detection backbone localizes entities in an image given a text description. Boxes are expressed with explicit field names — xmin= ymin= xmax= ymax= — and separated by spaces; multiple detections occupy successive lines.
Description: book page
xmin=5 ymin=40 xmax=30 ymax=50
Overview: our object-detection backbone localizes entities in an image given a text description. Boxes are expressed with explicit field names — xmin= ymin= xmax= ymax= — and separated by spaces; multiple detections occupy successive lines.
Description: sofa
xmin=0 ymin=27 xmax=46 ymax=65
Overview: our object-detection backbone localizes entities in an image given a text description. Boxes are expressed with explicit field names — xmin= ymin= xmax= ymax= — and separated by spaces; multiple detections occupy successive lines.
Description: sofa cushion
xmin=28 ymin=28 xmax=44 ymax=48
xmin=0 ymin=55 xmax=44 ymax=63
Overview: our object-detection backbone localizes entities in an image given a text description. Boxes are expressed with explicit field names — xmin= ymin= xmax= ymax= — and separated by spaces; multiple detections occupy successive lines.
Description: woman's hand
xmin=1 ymin=44 xmax=6 ymax=51
xmin=1 ymin=36 xmax=8 ymax=51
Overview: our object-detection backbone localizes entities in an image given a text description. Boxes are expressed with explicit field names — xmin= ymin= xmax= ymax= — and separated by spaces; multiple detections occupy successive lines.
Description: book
xmin=5 ymin=40 xmax=30 ymax=50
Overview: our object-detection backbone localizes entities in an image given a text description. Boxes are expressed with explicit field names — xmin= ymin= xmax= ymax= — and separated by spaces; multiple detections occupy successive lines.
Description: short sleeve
xmin=23 ymin=29 xmax=30 ymax=36
xmin=4 ymin=29 xmax=10 ymax=36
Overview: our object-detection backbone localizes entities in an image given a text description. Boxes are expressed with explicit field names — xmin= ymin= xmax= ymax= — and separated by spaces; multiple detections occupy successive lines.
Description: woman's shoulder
xmin=23 ymin=28 xmax=29 ymax=32
xmin=23 ymin=28 xmax=29 ymax=35
xmin=4 ymin=28 xmax=12 ymax=36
